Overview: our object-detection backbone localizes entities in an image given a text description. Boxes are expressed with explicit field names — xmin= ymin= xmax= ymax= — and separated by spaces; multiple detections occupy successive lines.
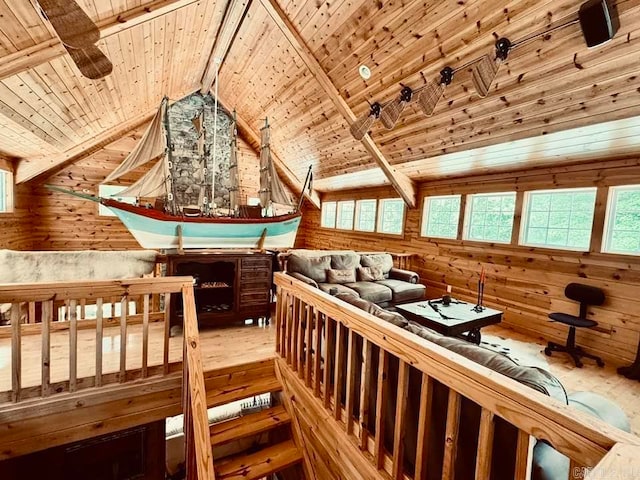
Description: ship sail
xmin=114 ymin=155 xmax=170 ymax=198
xmin=103 ymin=98 xmax=167 ymax=184
xmin=259 ymin=119 xmax=293 ymax=208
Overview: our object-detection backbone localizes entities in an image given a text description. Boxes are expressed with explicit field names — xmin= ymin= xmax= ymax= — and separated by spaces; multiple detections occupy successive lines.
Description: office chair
xmin=545 ymin=283 xmax=605 ymax=368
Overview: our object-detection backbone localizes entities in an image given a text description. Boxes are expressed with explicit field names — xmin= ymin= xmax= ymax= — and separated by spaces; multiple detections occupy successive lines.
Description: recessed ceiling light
xmin=359 ymin=65 xmax=371 ymax=80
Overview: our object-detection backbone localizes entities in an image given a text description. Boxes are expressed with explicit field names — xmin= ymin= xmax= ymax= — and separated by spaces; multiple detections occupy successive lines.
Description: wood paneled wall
xmin=0 ymin=158 xmax=33 ymax=250
xmin=29 ymin=126 xmax=262 ymax=251
xmin=298 ymin=159 xmax=640 ymax=365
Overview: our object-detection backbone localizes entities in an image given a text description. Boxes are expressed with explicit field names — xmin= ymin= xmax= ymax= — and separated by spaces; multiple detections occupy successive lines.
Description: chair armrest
xmin=288 ymin=271 xmax=319 ymax=288
xmin=389 ymin=268 xmax=419 ymax=284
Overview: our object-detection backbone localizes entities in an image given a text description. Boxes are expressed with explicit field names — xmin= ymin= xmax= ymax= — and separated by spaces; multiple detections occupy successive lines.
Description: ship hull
xmin=103 ymin=200 xmax=301 ymax=249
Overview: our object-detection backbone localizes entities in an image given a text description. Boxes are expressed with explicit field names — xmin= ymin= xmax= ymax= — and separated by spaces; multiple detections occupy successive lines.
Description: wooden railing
xmin=0 ymin=277 xmax=189 ymax=403
xmin=274 ymin=272 xmax=640 ymax=480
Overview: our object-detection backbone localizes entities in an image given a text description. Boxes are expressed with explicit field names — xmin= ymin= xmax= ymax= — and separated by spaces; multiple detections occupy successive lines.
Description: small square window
xmin=321 ymin=201 xmax=337 ymax=228
xmin=98 ymin=185 xmax=136 ymax=216
xmin=464 ymin=192 xmax=516 ymax=243
xmin=0 ymin=169 xmax=13 ymax=213
xmin=336 ymin=200 xmax=355 ymax=230
xmin=355 ymin=199 xmax=377 ymax=232
xmin=520 ymin=188 xmax=596 ymax=251
xmin=603 ymin=185 xmax=640 ymax=255
xmin=377 ymin=198 xmax=405 ymax=235
xmin=421 ymin=195 xmax=461 ymax=239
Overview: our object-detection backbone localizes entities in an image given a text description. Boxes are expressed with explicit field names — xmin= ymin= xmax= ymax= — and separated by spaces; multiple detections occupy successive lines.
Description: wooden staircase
xmin=204 ymin=360 xmax=305 ymax=480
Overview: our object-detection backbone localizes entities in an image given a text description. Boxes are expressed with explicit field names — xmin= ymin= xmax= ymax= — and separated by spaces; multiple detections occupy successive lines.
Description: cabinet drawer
xmin=241 ymin=256 xmax=270 ymax=268
xmin=240 ymin=290 xmax=270 ymax=305
xmin=240 ymin=269 xmax=271 ymax=281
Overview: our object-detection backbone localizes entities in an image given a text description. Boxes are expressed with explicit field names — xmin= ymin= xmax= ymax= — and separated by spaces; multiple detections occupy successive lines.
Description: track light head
xmin=495 ymin=37 xmax=512 ymax=61
xmin=440 ymin=66 xmax=454 ymax=85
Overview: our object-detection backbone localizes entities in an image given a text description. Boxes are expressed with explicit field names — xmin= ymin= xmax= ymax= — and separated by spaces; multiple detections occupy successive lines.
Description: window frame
xmin=354 ymin=199 xmax=377 ymax=232
xmin=320 ymin=201 xmax=337 ymax=229
xmin=602 ymin=184 xmax=640 ymax=256
xmin=377 ymin=198 xmax=406 ymax=236
xmin=335 ymin=200 xmax=355 ymax=230
xmin=0 ymin=168 xmax=14 ymax=214
xmin=421 ymin=194 xmax=462 ymax=239
xmin=463 ymin=191 xmax=516 ymax=244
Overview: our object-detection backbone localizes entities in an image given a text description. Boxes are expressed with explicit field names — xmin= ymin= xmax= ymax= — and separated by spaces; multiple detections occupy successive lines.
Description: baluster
xmin=291 ymin=298 xmax=299 ymax=368
xmin=163 ymin=292 xmax=171 ymax=374
xmin=475 ymin=409 xmax=495 ymax=480
xmin=297 ymin=301 xmax=306 ymax=378
xmin=442 ymin=390 xmax=462 ymax=480
xmin=393 ymin=360 xmax=410 ymax=479
xmin=333 ymin=322 xmax=345 ymax=422
xmin=275 ymin=288 xmax=282 ymax=354
xmin=120 ymin=296 xmax=127 ymax=382
xmin=95 ymin=298 xmax=103 ymax=387
xmin=322 ymin=317 xmax=335 ymax=408
xmin=79 ymin=299 xmax=86 ymax=320
xmin=282 ymin=291 xmax=290 ymax=360
xmin=514 ymin=430 xmax=532 ymax=480
xmin=11 ymin=304 xmax=21 ymax=402
xmin=415 ymin=373 xmax=434 ymax=480
xmin=110 ymin=296 xmax=117 ymax=318
xmin=358 ymin=339 xmax=372 ymax=450
xmin=305 ymin=305 xmax=313 ymax=386
xmin=345 ymin=329 xmax=357 ymax=434
xmin=41 ymin=300 xmax=52 ymax=397
xmin=69 ymin=299 xmax=78 ymax=392
xmin=142 ymin=294 xmax=150 ymax=378
xmin=374 ymin=349 xmax=389 ymax=469
xmin=28 ymin=302 xmax=36 ymax=324
xmin=313 ymin=310 xmax=322 ymax=397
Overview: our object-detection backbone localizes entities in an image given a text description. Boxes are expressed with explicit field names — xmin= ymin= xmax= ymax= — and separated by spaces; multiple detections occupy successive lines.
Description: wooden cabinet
xmin=167 ymin=251 xmax=273 ymax=329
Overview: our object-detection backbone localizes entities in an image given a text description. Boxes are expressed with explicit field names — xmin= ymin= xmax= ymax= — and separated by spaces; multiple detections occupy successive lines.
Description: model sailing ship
xmin=49 ymin=97 xmax=308 ymax=250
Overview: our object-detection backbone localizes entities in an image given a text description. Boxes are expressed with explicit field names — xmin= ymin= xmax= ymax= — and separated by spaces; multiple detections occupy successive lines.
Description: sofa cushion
xmin=326 ymin=268 xmax=356 ymax=284
xmin=287 ymin=254 xmax=331 ymax=283
xmin=330 ymin=252 xmax=361 ymax=270
xmin=343 ymin=281 xmax=392 ymax=304
xmin=360 ymin=253 xmax=394 ymax=278
xmin=376 ymin=278 xmax=425 ymax=303
xmin=335 ymin=293 xmax=408 ymax=328
xmin=319 ymin=283 xmax=359 ymax=297
xmin=358 ymin=266 xmax=385 ymax=281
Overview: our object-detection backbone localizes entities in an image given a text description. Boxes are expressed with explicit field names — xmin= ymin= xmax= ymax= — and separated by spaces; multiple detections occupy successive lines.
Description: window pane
xmin=465 ymin=192 xmax=516 ymax=243
xmin=336 ymin=200 xmax=355 ymax=230
xmin=355 ymin=199 xmax=377 ymax=232
xmin=321 ymin=201 xmax=336 ymax=228
xmin=0 ymin=170 xmax=5 ymax=212
xmin=604 ymin=185 xmax=640 ymax=255
xmin=521 ymin=188 xmax=596 ymax=251
xmin=421 ymin=195 xmax=460 ymax=239
xmin=378 ymin=198 xmax=405 ymax=235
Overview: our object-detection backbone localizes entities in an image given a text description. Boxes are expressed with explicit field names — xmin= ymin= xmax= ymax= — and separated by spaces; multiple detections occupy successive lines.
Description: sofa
xmin=333 ymin=292 xmax=630 ymax=480
xmin=286 ymin=250 xmax=425 ymax=306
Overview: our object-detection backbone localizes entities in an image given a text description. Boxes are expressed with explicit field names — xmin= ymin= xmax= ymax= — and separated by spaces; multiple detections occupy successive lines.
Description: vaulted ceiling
xmin=1 ymin=0 xmax=640 ymax=206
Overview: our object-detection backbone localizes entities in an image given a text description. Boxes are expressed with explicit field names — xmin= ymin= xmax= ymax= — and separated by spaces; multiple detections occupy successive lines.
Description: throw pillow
xmin=360 ymin=254 xmax=394 ymax=276
xmin=326 ymin=268 xmax=356 ymax=284
xmin=357 ymin=266 xmax=385 ymax=281
xmin=287 ymin=254 xmax=331 ymax=283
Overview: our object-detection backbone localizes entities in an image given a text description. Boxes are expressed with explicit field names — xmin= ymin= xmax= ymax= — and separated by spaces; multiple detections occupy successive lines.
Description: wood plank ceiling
xmin=1 ymin=0 xmax=640 ymax=198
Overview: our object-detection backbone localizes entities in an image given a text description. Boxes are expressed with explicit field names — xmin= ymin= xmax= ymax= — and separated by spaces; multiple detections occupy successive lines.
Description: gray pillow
xmin=331 ymin=253 xmax=360 ymax=270
xmin=287 ymin=254 xmax=331 ymax=283
xmin=360 ymin=254 xmax=394 ymax=277
xmin=326 ymin=268 xmax=356 ymax=284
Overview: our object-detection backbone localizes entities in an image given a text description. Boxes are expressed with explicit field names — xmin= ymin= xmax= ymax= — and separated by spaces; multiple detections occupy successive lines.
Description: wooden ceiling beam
xmin=0 ymin=0 xmax=201 ymax=81
xmin=15 ymin=109 xmax=158 ymax=184
xmin=258 ymin=0 xmax=417 ymax=208
xmin=227 ymin=101 xmax=322 ymax=209
xmin=200 ymin=0 xmax=252 ymax=94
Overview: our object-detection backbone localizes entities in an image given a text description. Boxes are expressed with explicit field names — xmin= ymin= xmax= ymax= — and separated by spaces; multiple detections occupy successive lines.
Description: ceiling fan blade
xmin=350 ymin=113 xmax=376 ymax=140
xmin=471 ymin=55 xmax=502 ymax=98
xmin=66 ymin=44 xmax=113 ymax=80
xmin=37 ymin=0 xmax=100 ymax=49
xmin=417 ymin=81 xmax=445 ymax=116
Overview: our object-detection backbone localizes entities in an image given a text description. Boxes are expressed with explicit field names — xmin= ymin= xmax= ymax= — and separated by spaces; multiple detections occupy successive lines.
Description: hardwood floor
xmin=0 ymin=319 xmax=637 ymax=434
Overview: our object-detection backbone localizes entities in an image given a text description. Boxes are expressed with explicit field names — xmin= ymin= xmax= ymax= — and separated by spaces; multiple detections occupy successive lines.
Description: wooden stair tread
xmin=210 ymin=405 xmax=291 ymax=446
xmin=214 ymin=439 xmax=302 ymax=480
xmin=207 ymin=375 xmax=282 ymax=408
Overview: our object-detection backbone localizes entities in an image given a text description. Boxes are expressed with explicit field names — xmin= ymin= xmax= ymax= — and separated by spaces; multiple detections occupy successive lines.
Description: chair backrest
xmin=565 ymin=283 xmax=605 ymax=318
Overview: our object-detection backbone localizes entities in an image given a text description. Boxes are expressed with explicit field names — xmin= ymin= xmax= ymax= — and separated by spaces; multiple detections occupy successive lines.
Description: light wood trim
xmin=11 ymin=304 xmax=21 ymax=402
xmin=292 ymin=297 xmax=300 ymax=369
xmin=69 ymin=299 xmax=78 ymax=392
xmin=456 ymin=194 xmax=468 ymax=240
xmin=313 ymin=310 xmax=322 ymax=398
xmin=41 ymin=301 xmax=52 ymax=397
xmin=333 ymin=322 xmax=345 ymax=422
xmin=358 ymin=339 xmax=372 ymax=451
xmin=28 ymin=302 xmax=35 ymax=324
xmin=512 ymin=191 xmax=525 ymax=245
xmin=514 ymin=430 xmax=532 ymax=480
xmin=142 ymin=294 xmax=150 ymax=378
xmin=119 ymin=297 xmax=127 ymax=383
xmin=181 ymin=285 xmax=216 ymax=480
xmin=374 ymin=348 xmax=389 ymax=469
xmin=474 ymin=409 xmax=495 ymax=480
xmin=275 ymin=289 xmax=283 ymax=354
xmin=415 ymin=373 xmax=434 ymax=480
xmin=305 ymin=305 xmax=313 ymax=387
xmin=392 ymin=360 xmax=410 ymax=479
xmin=590 ymin=186 xmax=609 ymax=253
xmin=164 ymin=292 xmax=171 ymax=375
xmin=322 ymin=317 xmax=334 ymax=408
xmin=296 ymin=300 xmax=305 ymax=377
xmin=442 ymin=389 xmax=461 ymax=480
xmin=345 ymin=329 xmax=357 ymax=434
xmin=257 ymin=0 xmax=416 ymax=208
xmin=95 ymin=298 xmax=103 ymax=387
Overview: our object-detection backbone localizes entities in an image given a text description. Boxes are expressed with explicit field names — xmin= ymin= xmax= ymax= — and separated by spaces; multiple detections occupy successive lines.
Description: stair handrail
xmin=181 ymin=284 xmax=216 ymax=480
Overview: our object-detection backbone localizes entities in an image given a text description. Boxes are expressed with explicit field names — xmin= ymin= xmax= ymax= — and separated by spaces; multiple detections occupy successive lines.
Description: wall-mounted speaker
xmin=579 ymin=0 xmax=620 ymax=47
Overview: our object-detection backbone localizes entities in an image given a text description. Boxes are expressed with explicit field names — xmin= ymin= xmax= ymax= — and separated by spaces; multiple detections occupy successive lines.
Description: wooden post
xmin=69 ymin=299 xmax=78 ymax=392
xmin=345 ymin=329 xmax=358 ymax=435
xmin=95 ymin=298 xmax=103 ymax=387
xmin=333 ymin=322 xmax=345 ymax=422
xmin=393 ymin=360 xmax=410 ymax=479
xmin=358 ymin=339 xmax=372 ymax=450
xmin=475 ymin=409 xmax=495 ymax=480
xmin=119 ymin=296 xmax=127 ymax=382
xmin=11 ymin=304 xmax=21 ymax=402
xmin=41 ymin=300 xmax=52 ymax=397
xmin=142 ymin=294 xmax=150 ymax=378
xmin=415 ymin=373 xmax=434 ymax=480
xmin=442 ymin=390 xmax=462 ymax=480
xmin=374 ymin=349 xmax=389 ymax=469
xmin=164 ymin=292 xmax=171 ymax=374
xmin=305 ymin=305 xmax=313 ymax=386
xmin=313 ymin=310 xmax=323 ymax=398
xmin=323 ymin=317 xmax=335 ymax=409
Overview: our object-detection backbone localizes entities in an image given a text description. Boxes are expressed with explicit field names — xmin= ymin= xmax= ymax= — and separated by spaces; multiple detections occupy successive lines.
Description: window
xmin=421 ymin=195 xmax=461 ymax=239
xmin=355 ymin=199 xmax=377 ymax=232
xmin=98 ymin=184 xmax=136 ymax=216
xmin=0 ymin=169 xmax=13 ymax=213
xmin=464 ymin=192 xmax=516 ymax=243
xmin=377 ymin=198 xmax=405 ymax=235
xmin=336 ymin=200 xmax=355 ymax=230
xmin=321 ymin=201 xmax=337 ymax=228
xmin=521 ymin=188 xmax=596 ymax=250
xmin=603 ymin=185 xmax=640 ymax=255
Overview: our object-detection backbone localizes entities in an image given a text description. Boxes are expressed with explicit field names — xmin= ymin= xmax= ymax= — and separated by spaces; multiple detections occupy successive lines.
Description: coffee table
xmin=396 ymin=298 xmax=503 ymax=344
